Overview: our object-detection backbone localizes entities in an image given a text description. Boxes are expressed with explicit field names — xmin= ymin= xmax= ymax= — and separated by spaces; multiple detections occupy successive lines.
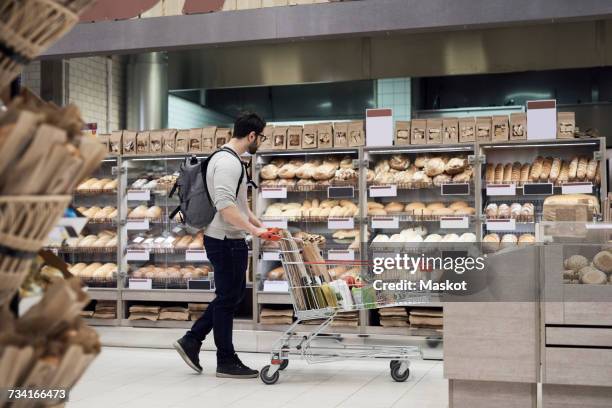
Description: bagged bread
xmin=395 ymin=121 xmax=411 ymax=145
xmin=317 ymin=122 xmax=333 ymax=148
xmin=411 ymin=119 xmax=426 ymax=145
xmin=109 ymin=130 xmax=122 ymax=154
xmin=510 ymin=113 xmax=527 ymax=140
xmin=459 ymin=117 xmax=475 ymax=143
xmin=163 ymin=129 xmax=177 ymax=153
xmin=97 ymin=133 xmax=110 ymax=153
xmin=302 ymin=124 xmax=317 ymax=149
xmin=149 ymin=130 xmax=163 ymax=153
xmin=273 ymin=126 xmax=288 ymax=150
xmin=543 ymin=194 xmax=600 ymax=221
xmin=123 ymin=130 xmax=137 ymax=155
xmin=334 ymin=122 xmax=349 ymax=147
xmin=426 ymin=118 xmax=442 ymax=144
xmin=492 ymin=115 xmax=509 ymax=142
xmin=187 ymin=128 xmax=202 ymax=153
xmin=476 ymin=116 xmax=492 ymax=142
xmin=201 ymin=127 xmax=216 ymax=153
xmin=214 ymin=128 xmax=231 ymax=149
xmin=557 ymin=112 xmax=575 ymax=139
xmin=260 ymin=125 xmax=274 ymax=150
xmin=287 ymin=125 xmax=303 ymax=150
xmin=442 ymin=118 xmax=459 ymax=144
xmin=348 ymin=120 xmax=365 ymax=147
xmin=136 ymin=131 xmax=150 ymax=154
xmin=175 ymin=130 xmax=189 ymax=153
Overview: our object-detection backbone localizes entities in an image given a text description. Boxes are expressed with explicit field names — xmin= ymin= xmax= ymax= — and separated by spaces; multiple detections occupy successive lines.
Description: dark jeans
xmin=186 ymin=235 xmax=248 ymax=364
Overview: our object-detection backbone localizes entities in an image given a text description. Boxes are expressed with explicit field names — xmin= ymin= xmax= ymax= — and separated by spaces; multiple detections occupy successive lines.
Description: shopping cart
xmin=259 ymin=233 xmax=428 ymax=385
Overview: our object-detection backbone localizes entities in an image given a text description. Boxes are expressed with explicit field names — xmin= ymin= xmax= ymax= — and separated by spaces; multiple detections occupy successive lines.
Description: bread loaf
xmin=558 ymin=161 xmax=570 ymax=184
xmin=485 ymin=164 xmax=495 ymax=184
xmin=426 ymin=202 xmax=446 ymax=210
xmin=579 ymin=266 xmax=607 ymax=285
xmin=453 ymin=168 xmax=473 ymax=183
xmin=549 ymin=158 xmax=561 ymax=182
xmin=313 ymin=163 xmax=336 ymax=180
xmin=540 ymin=157 xmax=553 ymax=181
xmin=529 ymin=156 xmax=544 ymax=181
xmin=520 ymin=164 xmax=530 ymax=184
xmin=494 ymin=164 xmax=504 ymax=184
xmin=497 ymin=204 xmax=510 ymax=219
xmin=577 ymin=156 xmax=588 ymax=180
xmin=568 ymin=157 xmax=579 ymax=180
xmin=389 ymin=155 xmax=410 ymax=171
xmin=425 ymin=158 xmax=445 ymax=177
xmin=485 ymin=203 xmax=498 ymax=218
xmin=278 ymin=164 xmax=297 ymax=179
xmin=454 ymin=207 xmax=476 ymax=216
xmin=261 ymin=164 xmax=279 ymax=180
xmin=445 ymin=157 xmax=466 ymax=175
xmin=384 ymin=202 xmax=404 ymax=214
xmin=503 ymin=163 xmax=513 ymax=183
xmin=518 ymin=234 xmax=535 ymax=244
xmin=511 ymin=162 xmax=522 ymax=183
xmin=586 ymin=158 xmax=598 ymax=181
xmin=433 ymin=174 xmax=452 ymax=186
xmin=593 ymin=251 xmax=612 ymax=273
xmin=449 ymin=201 xmax=469 ymax=210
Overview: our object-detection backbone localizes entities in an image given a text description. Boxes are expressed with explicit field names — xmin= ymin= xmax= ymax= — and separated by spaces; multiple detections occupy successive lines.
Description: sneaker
xmin=216 ymin=355 xmax=258 ymax=378
xmin=173 ymin=336 xmax=202 ymax=373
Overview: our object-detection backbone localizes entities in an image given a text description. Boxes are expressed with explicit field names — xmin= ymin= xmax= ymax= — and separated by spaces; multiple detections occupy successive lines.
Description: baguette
xmin=520 ymin=164 xmax=530 ymax=184
xmin=558 ymin=161 xmax=570 ymax=184
xmin=511 ymin=162 xmax=522 ymax=184
xmin=485 ymin=164 xmax=495 ymax=184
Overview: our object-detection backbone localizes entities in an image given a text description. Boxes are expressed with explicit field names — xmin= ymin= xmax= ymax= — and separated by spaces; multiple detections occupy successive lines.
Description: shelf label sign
xmin=486 ymin=183 xmax=516 ymax=196
xmin=328 ymin=217 xmax=355 ymax=229
xmin=523 ymin=182 xmax=553 ymax=196
xmin=188 ymin=279 xmax=211 ymax=290
xmin=561 ymin=182 xmax=593 ymax=195
xmin=128 ymin=278 xmax=152 ymax=290
xmin=185 ymin=249 xmax=208 ymax=262
xmin=263 ymin=219 xmax=288 ymax=229
xmin=371 ymin=216 xmax=399 ymax=229
xmin=262 ymin=251 xmax=281 ymax=261
xmin=328 ymin=249 xmax=355 ymax=261
xmin=127 ymin=189 xmax=151 ymax=201
xmin=441 ymin=183 xmax=470 ymax=196
xmin=261 ymin=187 xmax=287 ymax=199
xmin=263 ymin=280 xmax=290 ymax=292
xmin=486 ymin=218 xmax=516 ymax=231
xmin=369 ymin=185 xmax=397 ymax=198
xmin=440 ymin=216 xmax=469 ymax=229
xmin=126 ymin=249 xmax=150 ymax=261
xmin=328 ymin=186 xmax=355 ymax=199
xmin=126 ymin=219 xmax=150 ymax=230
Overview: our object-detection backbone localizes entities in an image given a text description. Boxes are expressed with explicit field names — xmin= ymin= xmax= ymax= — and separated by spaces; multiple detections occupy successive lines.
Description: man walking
xmin=174 ymin=113 xmax=268 ymax=378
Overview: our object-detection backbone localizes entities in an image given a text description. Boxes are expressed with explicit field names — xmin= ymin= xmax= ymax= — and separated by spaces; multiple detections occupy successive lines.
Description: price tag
xmin=440 ymin=216 xmax=469 ymax=229
xmin=126 ymin=249 xmax=150 ymax=261
xmin=263 ymin=280 xmax=289 ymax=292
xmin=328 ymin=217 xmax=355 ymax=229
xmin=585 ymin=224 xmax=612 ymax=230
xmin=369 ymin=185 xmax=397 ymax=198
xmin=185 ymin=249 xmax=208 ymax=262
xmin=561 ymin=182 xmax=593 ymax=195
xmin=328 ymin=186 xmax=355 ymax=199
xmin=262 ymin=251 xmax=281 ymax=261
xmin=328 ymin=249 xmax=355 ymax=261
xmin=261 ymin=187 xmax=287 ymax=199
xmin=486 ymin=184 xmax=516 ymax=196
xmin=128 ymin=278 xmax=152 ymax=290
xmin=188 ymin=279 xmax=211 ymax=290
xmin=127 ymin=189 xmax=151 ymax=201
xmin=263 ymin=219 xmax=288 ymax=229
xmin=371 ymin=216 xmax=399 ymax=229
xmin=126 ymin=219 xmax=150 ymax=230
xmin=523 ymin=183 xmax=553 ymax=195
xmin=441 ymin=183 xmax=470 ymax=196
xmin=486 ymin=218 xmax=517 ymax=231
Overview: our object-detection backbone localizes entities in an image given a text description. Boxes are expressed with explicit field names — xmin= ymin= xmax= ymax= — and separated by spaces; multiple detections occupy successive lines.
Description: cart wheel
xmin=260 ymin=365 xmax=280 ymax=385
xmin=390 ymin=360 xmax=400 ymax=370
xmin=279 ymin=360 xmax=289 ymax=370
xmin=390 ymin=365 xmax=410 ymax=382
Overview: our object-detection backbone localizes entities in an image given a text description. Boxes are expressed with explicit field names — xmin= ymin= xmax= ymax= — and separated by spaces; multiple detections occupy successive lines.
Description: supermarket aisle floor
xmin=67 ymin=347 xmax=448 ymax=408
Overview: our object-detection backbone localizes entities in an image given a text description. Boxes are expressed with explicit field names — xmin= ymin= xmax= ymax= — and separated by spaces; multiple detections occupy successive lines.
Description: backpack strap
xmin=218 ymin=147 xmax=256 ymax=196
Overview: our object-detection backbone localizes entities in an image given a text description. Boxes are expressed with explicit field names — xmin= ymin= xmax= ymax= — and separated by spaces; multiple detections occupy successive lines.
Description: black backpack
xmin=169 ymin=147 xmax=256 ymax=233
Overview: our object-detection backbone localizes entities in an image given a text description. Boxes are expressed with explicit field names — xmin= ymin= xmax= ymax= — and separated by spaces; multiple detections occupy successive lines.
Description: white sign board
xmin=263 ymin=280 xmax=289 ymax=292
xmin=263 ymin=219 xmax=288 ymax=229
xmin=369 ymin=185 xmax=397 ymax=198
xmin=262 ymin=251 xmax=281 ymax=261
xmin=527 ymin=99 xmax=557 ymax=140
xmin=328 ymin=249 xmax=355 ymax=261
xmin=126 ymin=219 xmax=150 ymax=230
xmin=371 ymin=216 xmax=400 ymax=229
xmin=486 ymin=184 xmax=516 ymax=196
xmin=128 ymin=278 xmax=152 ymax=290
xmin=440 ymin=216 xmax=469 ymax=229
xmin=261 ymin=187 xmax=287 ymax=199
xmin=127 ymin=189 xmax=151 ymax=201
xmin=366 ymin=108 xmax=394 ymax=147
xmin=486 ymin=219 xmax=517 ymax=232
xmin=561 ymin=182 xmax=593 ymax=195
xmin=328 ymin=217 xmax=355 ymax=230
xmin=185 ymin=249 xmax=208 ymax=262
xmin=126 ymin=249 xmax=150 ymax=261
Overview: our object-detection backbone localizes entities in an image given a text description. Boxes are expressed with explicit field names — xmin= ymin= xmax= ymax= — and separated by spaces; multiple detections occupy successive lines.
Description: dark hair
xmin=233 ymin=112 xmax=266 ymax=139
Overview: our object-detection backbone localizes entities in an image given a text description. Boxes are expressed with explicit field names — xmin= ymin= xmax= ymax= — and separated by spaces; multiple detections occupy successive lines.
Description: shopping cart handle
xmin=258 ymin=228 xmax=281 ymax=241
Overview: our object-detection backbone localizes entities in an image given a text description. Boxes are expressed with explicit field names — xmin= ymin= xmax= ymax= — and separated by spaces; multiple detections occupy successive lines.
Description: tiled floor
xmin=68 ymin=347 xmax=448 ymax=408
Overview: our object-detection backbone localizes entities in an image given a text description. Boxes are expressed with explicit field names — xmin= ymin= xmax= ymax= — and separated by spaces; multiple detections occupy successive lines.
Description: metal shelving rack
xmin=68 ymin=137 xmax=606 ymax=338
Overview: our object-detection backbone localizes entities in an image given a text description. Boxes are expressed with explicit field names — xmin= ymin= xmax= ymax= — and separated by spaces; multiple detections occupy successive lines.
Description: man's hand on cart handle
xmin=257 ymin=228 xmax=281 ymax=241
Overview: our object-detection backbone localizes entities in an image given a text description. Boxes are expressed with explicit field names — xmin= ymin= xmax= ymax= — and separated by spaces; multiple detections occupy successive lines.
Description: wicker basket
xmin=0 ymin=0 xmax=81 ymax=90
xmin=0 ymin=195 xmax=71 ymax=304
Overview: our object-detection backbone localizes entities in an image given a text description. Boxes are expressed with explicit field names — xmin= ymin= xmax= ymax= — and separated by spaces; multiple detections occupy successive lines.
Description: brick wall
xmin=66 ymin=56 xmax=126 ymax=133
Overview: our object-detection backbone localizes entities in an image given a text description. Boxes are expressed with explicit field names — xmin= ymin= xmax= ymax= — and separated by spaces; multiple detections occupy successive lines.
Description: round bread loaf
xmin=425 ymin=158 xmax=445 ymax=177
xmin=579 ymin=266 xmax=607 ymax=284
xmin=389 ymin=154 xmax=410 ymax=171
xmin=593 ymin=251 xmax=612 ymax=273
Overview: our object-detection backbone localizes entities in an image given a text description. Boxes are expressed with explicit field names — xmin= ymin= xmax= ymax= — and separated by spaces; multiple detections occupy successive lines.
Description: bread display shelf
xmin=368 ymin=181 xmax=473 ymax=190
xmin=86 ymin=217 xmax=117 ymax=225
xmin=121 ymin=289 xmax=217 ymax=302
xmin=85 ymin=288 xmax=119 ymax=301
xmin=369 ymin=213 xmax=478 ymax=222
xmin=125 ymin=276 xmax=209 ymax=290
xmin=49 ymin=246 xmax=118 ymax=254
xmin=260 ymin=180 xmax=358 ymax=192
xmin=261 ymin=215 xmax=357 ymax=223
xmin=74 ymin=189 xmax=117 ymax=196
xmin=78 ymin=277 xmax=117 ymax=288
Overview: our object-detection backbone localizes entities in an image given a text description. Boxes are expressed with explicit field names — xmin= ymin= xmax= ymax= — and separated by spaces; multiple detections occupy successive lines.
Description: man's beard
xmin=247 ymin=139 xmax=258 ymax=155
